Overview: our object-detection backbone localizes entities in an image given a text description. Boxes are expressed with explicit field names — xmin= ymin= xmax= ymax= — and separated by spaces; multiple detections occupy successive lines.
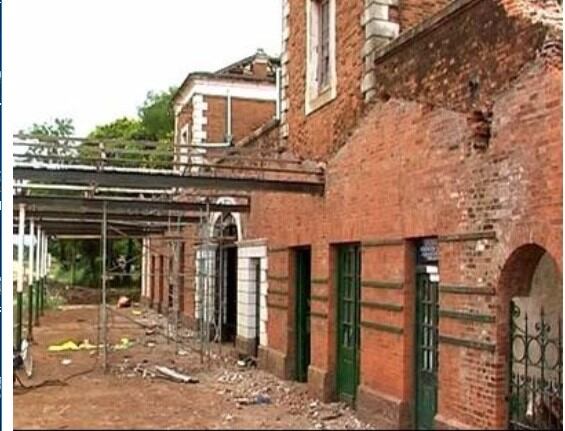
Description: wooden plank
xmin=438 ymin=231 xmax=496 ymax=243
xmin=361 ymin=301 xmax=403 ymax=312
xmin=362 ymin=279 xmax=403 ymax=290
xmin=439 ymin=335 xmax=495 ymax=352
xmin=361 ymin=321 xmax=403 ymax=334
xmin=439 ymin=284 xmax=495 ymax=296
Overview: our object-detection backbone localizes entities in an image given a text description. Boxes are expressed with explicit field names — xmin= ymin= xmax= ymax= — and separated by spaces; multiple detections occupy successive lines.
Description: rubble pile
xmin=211 ymin=366 xmax=373 ymax=430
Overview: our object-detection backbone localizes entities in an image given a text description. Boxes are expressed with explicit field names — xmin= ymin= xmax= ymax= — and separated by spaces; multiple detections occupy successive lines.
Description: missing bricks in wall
xmin=468 ymin=108 xmax=493 ymax=150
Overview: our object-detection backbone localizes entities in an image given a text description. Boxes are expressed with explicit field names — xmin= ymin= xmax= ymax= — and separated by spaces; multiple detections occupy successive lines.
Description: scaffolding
xmin=12 ymin=133 xmax=319 ymax=370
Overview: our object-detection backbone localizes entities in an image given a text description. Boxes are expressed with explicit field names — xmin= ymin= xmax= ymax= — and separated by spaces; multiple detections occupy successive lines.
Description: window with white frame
xmin=306 ymin=0 xmax=336 ymax=115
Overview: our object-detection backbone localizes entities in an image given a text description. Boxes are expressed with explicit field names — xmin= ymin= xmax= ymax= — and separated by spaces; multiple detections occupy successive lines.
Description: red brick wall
xmin=232 ymin=98 xmax=276 ymax=143
xmin=204 ymin=96 xmax=226 ymax=143
xmin=285 ymin=0 xmax=365 ymax=159
xmin=205 ymin=95 xmax=276 ymax=144
xmin=147 ymin=225 xmax=198 ymax=327
xmin=373 ymin=0 xmax=548 ymax=113
xmin=399 ymin=0 xmax=453 ymax=31
xmin=245 ymin=1 xmax=561 ymax=428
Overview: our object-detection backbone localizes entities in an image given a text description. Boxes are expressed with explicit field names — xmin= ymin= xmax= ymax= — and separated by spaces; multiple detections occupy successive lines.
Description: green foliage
xmin=26 ymin=117 xmax=75 ymax=138
xmin=89 ymin=117 xmax=146 ymax=141
xmin=138 ymin=88 xmax=176 ymax=141
xmin=23 ymin=118 xmax=76 ymax=163
xmin=21 ymin=87 xmax=176 ymax=289
xmin=84 ymin=87 xmax=176 ymax=169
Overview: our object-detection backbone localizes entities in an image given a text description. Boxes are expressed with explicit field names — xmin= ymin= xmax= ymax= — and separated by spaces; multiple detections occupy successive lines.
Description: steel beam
xmin=14 ymin=216 xmax=192 ymax=229
xmin=13 ymin=194 xmax=250 ymax=213
xmin=18 ymin=211 xmax=200 ymax=224
xmin=14 ymin=166 xmax=325 ymax=194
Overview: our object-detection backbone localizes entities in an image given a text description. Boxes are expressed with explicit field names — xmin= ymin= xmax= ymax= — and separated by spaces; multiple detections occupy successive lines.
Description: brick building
xmin=171 ymin=49 xmax=279 ymax=170
xmin=144 ymin=0 xmax=563 ymax=429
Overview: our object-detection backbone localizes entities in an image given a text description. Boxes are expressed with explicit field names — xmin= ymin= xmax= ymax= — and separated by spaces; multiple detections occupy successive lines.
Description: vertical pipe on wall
xmin=276 ymin=67 xmax=282 ymax=120
xmin=227 ymin=90 xmax=232 ymax=145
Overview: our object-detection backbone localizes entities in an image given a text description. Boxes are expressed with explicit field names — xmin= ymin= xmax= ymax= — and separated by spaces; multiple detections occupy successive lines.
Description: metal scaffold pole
xmin=34 ymin=225 xmax=42 ymax=326
xmin=15 ymin=204 xmax=26 ymax=350
xmin=27 ymin=218 xmax=35 ymax=340
xmin=218 ymin=213 xmax=224 ymax=357
xmin=41 ymin=231 xmax=47 ymax=316
xmin=101 ymin=201 xmax=108 ymax=371
xmin=198 ymin=207 xmax=204 ymax=364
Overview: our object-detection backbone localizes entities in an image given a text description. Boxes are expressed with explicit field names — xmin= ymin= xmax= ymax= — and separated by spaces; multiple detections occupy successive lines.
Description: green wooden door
xmin=415 ymin=268 xmax=439 ymax=430
xmin=295 ymin=248 xmax=311 ymax=382
xmin=337 ymin=245 xmax=361 ymax=404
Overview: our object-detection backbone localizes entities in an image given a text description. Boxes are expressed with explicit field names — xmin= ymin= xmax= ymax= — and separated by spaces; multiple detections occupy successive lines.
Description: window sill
xmin=305 ymin=85 xmax=336 ymax=116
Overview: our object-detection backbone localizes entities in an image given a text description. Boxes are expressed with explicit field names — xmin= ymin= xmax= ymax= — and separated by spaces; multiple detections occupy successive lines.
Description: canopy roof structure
xmin=13 ymin=133 xmax=325 ymax=237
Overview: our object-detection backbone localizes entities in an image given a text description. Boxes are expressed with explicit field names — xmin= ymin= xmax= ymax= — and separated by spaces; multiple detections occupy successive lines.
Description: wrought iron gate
xmin=509 ymin=302 xmax=563 ymax=430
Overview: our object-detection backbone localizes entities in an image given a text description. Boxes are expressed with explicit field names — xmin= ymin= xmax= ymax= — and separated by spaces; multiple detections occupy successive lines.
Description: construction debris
xmin=154 ymin=366 xmax=199 ymax=384
xmin=111 ymin=338 xmax=134 ymax=351
xmin=117 ymin=296 xmax=132 ymax=308
xmin=48 ymin=341 xmax=80 ymax=352
xmin=48 ymin=339 xmax=100 ymax=352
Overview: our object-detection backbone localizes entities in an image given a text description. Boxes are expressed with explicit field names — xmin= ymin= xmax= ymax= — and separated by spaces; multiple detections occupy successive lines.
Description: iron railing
xmin=509 ymin=302 xmax=563 ymax=430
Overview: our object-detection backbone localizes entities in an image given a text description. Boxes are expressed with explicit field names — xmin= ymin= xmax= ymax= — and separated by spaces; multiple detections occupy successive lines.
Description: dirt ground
xmin=14 ymin=305 xmax=372 ymax=430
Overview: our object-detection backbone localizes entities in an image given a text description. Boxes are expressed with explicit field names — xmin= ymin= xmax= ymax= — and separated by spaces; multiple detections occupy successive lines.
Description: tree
xmin=138 ymin=88 xmax=176 ymax=141
xmin=88 ymin=117 xmax=146 ymax=141
xmin=23 ymin=118 xmax=76 ymax=163
xmin=84 ymin=87 xmax=176 ymax=169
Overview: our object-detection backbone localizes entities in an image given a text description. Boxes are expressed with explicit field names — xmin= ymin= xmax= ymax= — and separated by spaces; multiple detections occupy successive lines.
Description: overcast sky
xmin=6 ymin=0 xmax=282 ymax=136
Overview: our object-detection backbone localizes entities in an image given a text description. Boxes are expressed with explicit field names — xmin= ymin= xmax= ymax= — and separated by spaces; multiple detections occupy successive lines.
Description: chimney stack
xmin=252 ymin=48 xmax=269 ymax=79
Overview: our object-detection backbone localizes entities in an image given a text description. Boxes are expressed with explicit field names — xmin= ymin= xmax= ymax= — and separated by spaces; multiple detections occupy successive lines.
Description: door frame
xmin=335 ymin=243 xmax=361 ymax=405
xmin=412 ymin=237 xmax=440 ymax=430
xmin=294 ymin=246 xmax=312 ymax=382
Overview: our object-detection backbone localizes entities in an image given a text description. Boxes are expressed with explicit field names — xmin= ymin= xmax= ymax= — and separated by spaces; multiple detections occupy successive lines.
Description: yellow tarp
xmin=48 ymin=341 xmax=80 ymax=352
xmin=48 ymin=339 xmax=101 ymax=352
xmin=48 ymin=338 xmax=133 ymax=352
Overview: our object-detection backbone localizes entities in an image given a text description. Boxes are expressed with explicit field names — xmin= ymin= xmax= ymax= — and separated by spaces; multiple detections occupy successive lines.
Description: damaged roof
xmin=172 ymin=49 xmax=280 ymax=105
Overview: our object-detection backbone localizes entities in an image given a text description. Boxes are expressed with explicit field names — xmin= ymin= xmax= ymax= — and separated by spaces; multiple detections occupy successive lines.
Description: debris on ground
xmin=24 ymin=305 xmax=375 ymax=430
xmin=154 ymin=366 xmax=199 ymax=384
xmin=48 ymin=339 xmax=101 ymax=352
xmin=117 ymin=296 xmax=132 ymax=308
xmin=48 ymin=341 xmax=80 ymax=352
xmin=112 ymin=338 xmax=134 ymax=351
xmin=131 ymin=309 xmax=143 ymax=316
xmin=236 ymin=357 xmax=256 ymax=368
xmin=61 ymin=359 xmax=72 ymax=366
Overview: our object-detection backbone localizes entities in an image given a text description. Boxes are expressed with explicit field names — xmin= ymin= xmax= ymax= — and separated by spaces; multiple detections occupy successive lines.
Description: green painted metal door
xmin=337 ymin=244 xmax=361 ymax=405
xmin=415 ymin=268 xmax=439 ymax=430
xmin=295 ymin=248 xmax=311 ymax=382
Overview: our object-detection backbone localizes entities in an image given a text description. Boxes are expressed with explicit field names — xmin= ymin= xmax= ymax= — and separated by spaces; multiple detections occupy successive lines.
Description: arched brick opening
xmin=497 ymin=243 xmax=562 ymax=429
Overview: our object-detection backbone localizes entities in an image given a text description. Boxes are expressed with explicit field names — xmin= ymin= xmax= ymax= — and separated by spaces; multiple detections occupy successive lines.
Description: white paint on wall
xmin=236 ymin=240 xmax=268 ymax=346
xmin=174 ymin=79 xmax=277 ymax=116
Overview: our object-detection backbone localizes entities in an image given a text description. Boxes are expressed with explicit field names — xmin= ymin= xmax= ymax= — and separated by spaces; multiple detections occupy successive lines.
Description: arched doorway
xmin=500 ymin=244 xmax=562 ymax=430
xmin=213 ymin=213 xmax=238 ymax=343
